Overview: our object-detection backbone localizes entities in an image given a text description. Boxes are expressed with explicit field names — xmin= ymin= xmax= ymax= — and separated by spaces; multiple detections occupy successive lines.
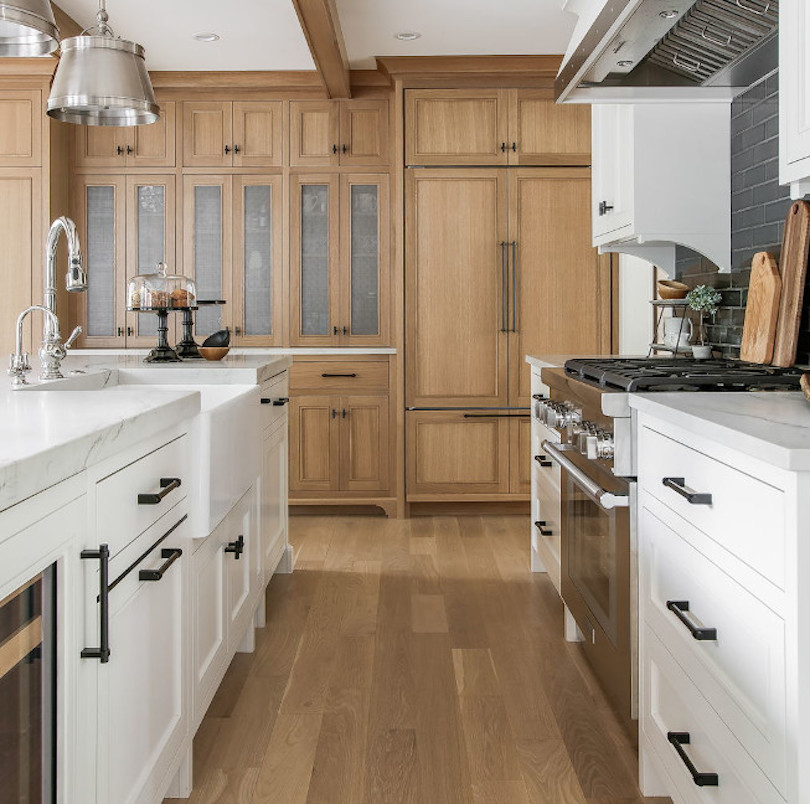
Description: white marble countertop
xmin=73 ymin=346 xmax=397 ymax=357
xmin=629 ymin=391 xmax=810 ymax=471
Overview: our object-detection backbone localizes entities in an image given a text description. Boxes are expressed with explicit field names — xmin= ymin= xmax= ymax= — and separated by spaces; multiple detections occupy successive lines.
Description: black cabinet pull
xmin=117 ymin=326 xmax=124 ymax=337
xmin=341 ymin=144 xmax=348 ymax=153
xmin=532 ymin=394 xmax=547 ymax=401
xmin=534 ymin=454 xmax=552 ymax=467
xmin=234 ymin=144 xmax=240 ymax=154
xmin=224 ymin=145 xmax=232 ymax=154
xmin=500 ymin=142 xmax=508 ymax=152
xmin=534 ymin=521 xmax=552 ymax=537
xmin=342 ymin=326 xmax=348 ymax=335
xmin=598 ymin=200 xmax=614 ymax=216
xmin=342 ymin=409 xmax=347 ymax=418
xmin=463 ymin=413 xmax=531 ymax=419
xmin=81 ymin=544 xmax=110 ymax=663
xmin=511 ymin=142 xmax=517 ymax=152
xmin=511 ymin=241 xmax=518 ymax=332
xmin=126 ymin=145 xmax=133 ymax=155
xmin=332 ymin=144 xmax=338 ymax=154
xmin=116 ymin=145 xmax=124 ymax=155
xmin=225 ymin=535 xmax=245 ymax=560
xmin=138 ymin=477 xmax=181 ymax=505
xmin=261 ymin=397 xmax=290 ymax=406
xmin=126 ymin=326 xmax=134 ymax=337
xmin=667 ymin=732 xmax=719 ymax=787
xmin=139 ymin=548 xmax=183 ymax=582
xmin=333 ymin=326 xmax=340 ymax=335
xmin=662 ymin=477 xmax=712 ymax=505
xmin=322 ymin=372 xmax=357 ymax=378
xmin=331 ymin=409 xmax=338 ymax=419
xmin=666 ymin=600 xmax=717 ymax=641
xmin=500 ymin=241 xmax=508 ymax=332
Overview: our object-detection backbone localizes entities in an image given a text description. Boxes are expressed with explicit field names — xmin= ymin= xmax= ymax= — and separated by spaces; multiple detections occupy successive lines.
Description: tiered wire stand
xmin=648 ymin=299 xmax=691 ymax=358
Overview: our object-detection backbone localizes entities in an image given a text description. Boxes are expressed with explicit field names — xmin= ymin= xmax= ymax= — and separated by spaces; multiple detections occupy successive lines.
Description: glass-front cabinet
xmin=291 ymin=172 xmax=389 ymax=346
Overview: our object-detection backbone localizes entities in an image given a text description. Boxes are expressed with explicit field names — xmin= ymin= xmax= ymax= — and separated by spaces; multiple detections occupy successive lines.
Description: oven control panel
xmin=537 ymin=398 xmax=615 ymax=461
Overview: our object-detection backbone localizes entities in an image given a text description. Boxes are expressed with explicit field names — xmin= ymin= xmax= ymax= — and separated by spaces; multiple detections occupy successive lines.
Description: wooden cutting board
xmin=740 ymin=252 xmax=781 ymax=363
xmin=772 ymin=200 xmax=810 ymax=367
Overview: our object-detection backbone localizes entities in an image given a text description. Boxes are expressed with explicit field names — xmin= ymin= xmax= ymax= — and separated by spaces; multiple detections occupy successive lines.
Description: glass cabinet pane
xmin=300 ymin=184 xmax=330 ymax=336
xmin=86 ymin=186 xmax=117 ymax=337
xmin=134 ymin=184 xmax=166 ymax=338
xmin=193 ymin=185 xmax=223 ymax=336
xmin=243 ymin=184 xmax=273 ymax=337
xmin=350 ymin=184 xmax=380 ymax=336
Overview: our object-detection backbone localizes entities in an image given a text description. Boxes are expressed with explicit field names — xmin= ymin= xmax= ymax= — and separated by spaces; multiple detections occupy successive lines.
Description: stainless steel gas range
xmin=537 ymin=357 xmax=804 ymax=736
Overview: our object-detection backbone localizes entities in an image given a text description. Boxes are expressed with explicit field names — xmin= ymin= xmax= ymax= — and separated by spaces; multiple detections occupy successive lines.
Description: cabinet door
xmin=125 ymin=175 xmax=177 ymax=346
xmin=290 ymin=174 xmax=340 ymax=346
xmin=290 ymin=101 xmax=340 ymax=167
xmin=406 ymin=411 xmax=510 ymax=496
xmin=340 ymin=173 xmax=389 ymax=345
xmin=289 ymin=395 xmax=340 ymax=493
xmin=509 ymin=416 xmax=532 ymax=495
xmin=405 ymin=89 xmax=509 ymax=166
xmin=262 ymin=420 xmax=289 ymax=579
xmin=74 ymin=126 xmax=125 ymax=167
xmin=339 ymin=99 xmax=389 ymax=166
xmin=225 ymin=487 xmax=260 ymax=655
xmin=233 ymin=175 xmax=284 ymax=345
xmin=592 ymin=104 xmax=634 ymax=240
xmin=509 ymin=90 xmax=591 ymax=166
xmin=232 ymin=101 xmax=283 ymax=167
xmin=183 ymin=175 xmax=233 ymax=339
xmin=782 ymin=3 xmax=810 ymax=172
xmin=406 ymin=169 xmax=509 ymax=407
xmin=339 ymin=395 xmax=389 ymax=493
xmin=127 ymin=101 xmax=176 ymax=167
xmin=183 ymin=101 xmax=233 ymax=167
xmin=507 ymin=169 xmax=612 ymax=406
xmin=0 ymin=90 xmax=41 ymax=166
xmin=74 ymin=176 xmax=127 ymax=347
xmin=0 ymin=171 xmax=39 ymax=357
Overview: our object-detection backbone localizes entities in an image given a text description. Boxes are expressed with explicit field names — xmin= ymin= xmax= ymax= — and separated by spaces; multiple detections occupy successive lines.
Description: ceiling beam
xmin=291 ymin=0 xmax=351 ymax=99
xmin=52 ymin=3 xmax=83 ymax=41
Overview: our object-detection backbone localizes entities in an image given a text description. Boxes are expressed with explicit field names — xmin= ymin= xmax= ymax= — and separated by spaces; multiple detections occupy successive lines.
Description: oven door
xmin=543 ymin=440 xmax=635 ymax=729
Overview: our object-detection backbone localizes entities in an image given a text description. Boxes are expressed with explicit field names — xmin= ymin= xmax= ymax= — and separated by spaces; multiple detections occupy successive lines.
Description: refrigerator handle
xmin=500 ymin=242 xmax=508 ymax=332
xmin=511 ymin=241 xmax=518 ymax=332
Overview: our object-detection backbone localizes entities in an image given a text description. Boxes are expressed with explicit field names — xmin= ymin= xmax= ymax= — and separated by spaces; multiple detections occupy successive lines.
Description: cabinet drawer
xmin=639 ymin=425 xmax=784 ymax=589
xmin=260 ymin=372 xmax=290 ymax=430
xmin=643 ymin=627 xmax=784 ymax=804
xmin=641 ymin=502 xmax=787 ymax=794
xmin=290 ymin=360 xmax=389 ymax=393
xmin=96 ymin=436 xmax=187 ymax=554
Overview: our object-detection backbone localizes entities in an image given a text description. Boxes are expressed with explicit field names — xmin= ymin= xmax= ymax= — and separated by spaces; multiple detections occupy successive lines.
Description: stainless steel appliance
xmin=538 ymin=357 xmax=803 ymax=734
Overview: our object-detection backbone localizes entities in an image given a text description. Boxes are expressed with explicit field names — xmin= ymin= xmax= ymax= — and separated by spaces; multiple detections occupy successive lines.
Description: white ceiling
xmin=55 ymin=0 xmax=315 ymax=71
xmin=335 ymin=0 xmax=577 ymax=69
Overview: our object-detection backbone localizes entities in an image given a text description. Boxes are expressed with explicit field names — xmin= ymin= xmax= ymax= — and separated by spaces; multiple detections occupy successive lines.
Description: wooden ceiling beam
xmin=52 ymin=3 xmax=83 ymax=42
xmin=291 ymin=0 xmax=351 ymax=99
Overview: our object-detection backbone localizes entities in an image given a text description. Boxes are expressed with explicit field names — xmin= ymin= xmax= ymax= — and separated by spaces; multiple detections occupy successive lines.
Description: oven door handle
xmin=542 ymin=441 xmax=629 ymax=510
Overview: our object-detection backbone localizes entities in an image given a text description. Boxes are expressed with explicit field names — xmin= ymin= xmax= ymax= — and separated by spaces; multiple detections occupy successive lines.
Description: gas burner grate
xmin=564 ymin=357 xmax=804 ymax=392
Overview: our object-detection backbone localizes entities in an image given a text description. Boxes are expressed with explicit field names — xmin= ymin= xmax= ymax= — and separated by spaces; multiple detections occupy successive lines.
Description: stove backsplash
xmin=674 ymin=70 xmax=809 ymax=364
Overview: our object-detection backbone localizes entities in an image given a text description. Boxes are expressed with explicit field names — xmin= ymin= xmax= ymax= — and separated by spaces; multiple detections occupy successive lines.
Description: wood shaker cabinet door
xmin=509 ymin=90 xmax=591 ymax=166
xmin=232 ymin=101 xmax=283 ymax=167
xmin=74 ymin=126 xmax=124 ymax=167
xmin=406 ymin=169 xmax=508 ymax=407
xmin=406 ymin=411 xmax=510 ymax=496
xmin=509 ymin=416 xmax=533 ymax=495
xmin=0 ymin=91 xmax=41 ymax=166
xmin=339 ymin=396 xmax=390 ymax=492
xmin=290 ymin=101 xmax=339 ymax=167
xmin=289 ymin=396 xmax=340 ymax=493
xmin=405 ymin=90 xmax=509 ymax=166
xmin=183 ymin=102 xmax=233 ymax=167
xmin=128 ymin=101 xmax=176 ymax=167
xmin=339 ymin=99 xmax=389 ymax=166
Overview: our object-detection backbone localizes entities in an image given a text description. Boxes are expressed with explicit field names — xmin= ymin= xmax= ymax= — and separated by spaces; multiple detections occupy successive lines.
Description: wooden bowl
xmin=199 ymin=346 xmax=230 ymax=361
xmin=657 ymin=279 xmax=690 ymax=300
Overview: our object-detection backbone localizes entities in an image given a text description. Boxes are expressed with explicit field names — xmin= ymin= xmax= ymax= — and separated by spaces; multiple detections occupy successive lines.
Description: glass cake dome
xmin=127 ymin=262 xmax=196 ymax=310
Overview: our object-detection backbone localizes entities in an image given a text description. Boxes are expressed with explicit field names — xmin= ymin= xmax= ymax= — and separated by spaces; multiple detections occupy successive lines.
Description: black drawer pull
xmin=534 ymin=520 xmax=552 ymax=537
xmin=322 ymin=372 xmax=357 ymax=378
xmin=139 ymin=548 xmax=183 ymax=582
xmin=81 ymin=544 xmax=110 ymax=663
xmin=261 ymin=397 xmax=290 ymax=406
xmin=662 ymin=477 xmax=712 ymax=506
xmin=225 ymin=534 xmax=245 ymax=560
xmin=534 ymin=454 xmax=553 ymax=467
xmin=532 ymin=394 xmax=547 ymax=401
xmin=666 ymin=600 xmax=717 ymax=641
xmin=667 ymin=732 xmax=719 ymax=787
xmin=138 ymin=477 xmax=181 ymax=505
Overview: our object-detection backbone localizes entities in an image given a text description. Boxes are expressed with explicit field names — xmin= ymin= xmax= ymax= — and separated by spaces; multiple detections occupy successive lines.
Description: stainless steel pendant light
xmin=47 ymin=0 xmax=158 ymax=127
xmin=0 ymin=0 xmax=59 ymax=56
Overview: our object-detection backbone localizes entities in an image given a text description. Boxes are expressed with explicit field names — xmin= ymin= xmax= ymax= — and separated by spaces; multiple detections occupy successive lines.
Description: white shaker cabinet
xmin=779 ymin=0 xmax=810 ymax=199
xmin=591 ymin=102 xmax=731 ymax=273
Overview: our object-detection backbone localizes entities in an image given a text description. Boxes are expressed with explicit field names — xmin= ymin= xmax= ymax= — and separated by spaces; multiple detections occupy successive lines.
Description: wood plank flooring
xmin=168 ymin=516 xmax=671 ymax=804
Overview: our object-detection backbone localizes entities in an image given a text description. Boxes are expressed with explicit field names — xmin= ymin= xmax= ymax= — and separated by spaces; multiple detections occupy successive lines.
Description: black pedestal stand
xmin=144 ymin=308 xmax=182 ymax=363
xmin=175 ymin=308 xmax=203 ymax=359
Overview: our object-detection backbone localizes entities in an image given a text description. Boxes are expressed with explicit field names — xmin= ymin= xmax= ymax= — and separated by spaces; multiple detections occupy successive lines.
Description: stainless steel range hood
xmin=556 ymin=0 xmax=778 ymax=102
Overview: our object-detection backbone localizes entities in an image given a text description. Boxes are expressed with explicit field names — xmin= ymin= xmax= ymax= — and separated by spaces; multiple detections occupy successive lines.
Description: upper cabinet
xmin=591 ymin=102 xmax=731 ymax=274
xmin=405 ymin=89 xmax=591 ymax=166
xmin=183 ymin=101 xmax=283 ymax=168
xmin=780 ymin=1 xmax=810 ymax=199
xmin=290 ymin=99 xmax=389 ymax=167
xmin=74 ymin=102 xmax=176 ymax=168
xmin=0 ymin=90 xmax=41 ymax=166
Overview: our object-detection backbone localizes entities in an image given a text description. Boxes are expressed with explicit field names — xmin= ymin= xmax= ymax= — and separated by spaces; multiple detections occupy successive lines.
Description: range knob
xmin=597 ymin=432 xmax=615 ymax=460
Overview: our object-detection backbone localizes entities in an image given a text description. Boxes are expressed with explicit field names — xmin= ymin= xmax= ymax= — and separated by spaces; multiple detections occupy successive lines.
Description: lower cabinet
xmin=262 ymin=417 xmax=289 ymax=579
xmin=406 ymin=411 xmax=529 ymax=500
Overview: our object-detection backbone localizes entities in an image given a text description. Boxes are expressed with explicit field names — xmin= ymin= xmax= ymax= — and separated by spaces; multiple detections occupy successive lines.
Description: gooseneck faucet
xmin=8 ymin=306 xmax=61 ymax=387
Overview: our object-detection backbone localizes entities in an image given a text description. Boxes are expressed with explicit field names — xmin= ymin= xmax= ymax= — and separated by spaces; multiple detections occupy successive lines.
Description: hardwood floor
xmin=170 ymin=516 xmax=671 ymax=804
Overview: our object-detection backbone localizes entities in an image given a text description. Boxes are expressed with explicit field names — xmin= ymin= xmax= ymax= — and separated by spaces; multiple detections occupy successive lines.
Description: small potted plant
xmin=685 ymin=284 xmax=722 ymax=359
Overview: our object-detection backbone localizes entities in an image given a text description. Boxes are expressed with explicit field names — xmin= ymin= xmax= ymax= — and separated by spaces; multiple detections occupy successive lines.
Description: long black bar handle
xmin=322 ymin=373 xmax=357 ymax=378
xmin=500 ymin=241 xmax=508 ymax=332
xmin=463 ymin=413 xmax=531 ymax=419
xmin=532 ymin=394 xmax=547 ymax=401
xmin=225 ymin=535 xmax=245 ymax=560
xmin=139 ymin=548 xmax=183 ymax=582
xmin=534 ymin=454 xmax=553 ymax=467
xmin=534 ymin=520 xmax=552 ymax=537
xmin=667 ymin=732 xmax=719 ymax=787
xmin=662 ymin=477 xmax=712 ymax=505
xmin=81 ymin=544 xmax=110 ymax=663
xmin=511 ymin=241 xmax=518 ymax=332
xmin=138 ymin=477 xmax=182 ymax=505
xmin=261 ymin=397 xmax=290 ymax=406
xmin=666 ymin=600 xmax=717 ymax=641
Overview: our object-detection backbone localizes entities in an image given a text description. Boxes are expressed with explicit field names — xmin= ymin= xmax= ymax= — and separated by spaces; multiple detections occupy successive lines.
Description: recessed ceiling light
xmin=193 ymin=32 xmax=220 ymax=42
xmin=394 ymin=31 xmax=421 ymax=41
xmin=659 ymin=9 xmax=679 ymax=19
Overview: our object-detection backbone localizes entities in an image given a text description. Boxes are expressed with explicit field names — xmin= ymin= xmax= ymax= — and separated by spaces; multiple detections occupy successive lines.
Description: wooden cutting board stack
xmin=740 ymin=253 xmax=781 ymax=363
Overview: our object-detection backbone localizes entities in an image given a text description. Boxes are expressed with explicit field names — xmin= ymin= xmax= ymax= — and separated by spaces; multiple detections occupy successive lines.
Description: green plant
xmin=685 ymin=285 xmax=722 ymax=346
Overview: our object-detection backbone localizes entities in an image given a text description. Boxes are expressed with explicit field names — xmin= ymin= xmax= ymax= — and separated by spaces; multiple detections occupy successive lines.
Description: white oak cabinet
xmin=591 ymin=102 xmax=731 ymax=273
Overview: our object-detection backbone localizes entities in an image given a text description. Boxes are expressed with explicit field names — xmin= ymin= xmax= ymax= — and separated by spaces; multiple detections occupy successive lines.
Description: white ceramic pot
xmin=692 ymin=344 xmax=713 ymax=359
xmin=663 ymin=317 xmax=693 ymax=352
